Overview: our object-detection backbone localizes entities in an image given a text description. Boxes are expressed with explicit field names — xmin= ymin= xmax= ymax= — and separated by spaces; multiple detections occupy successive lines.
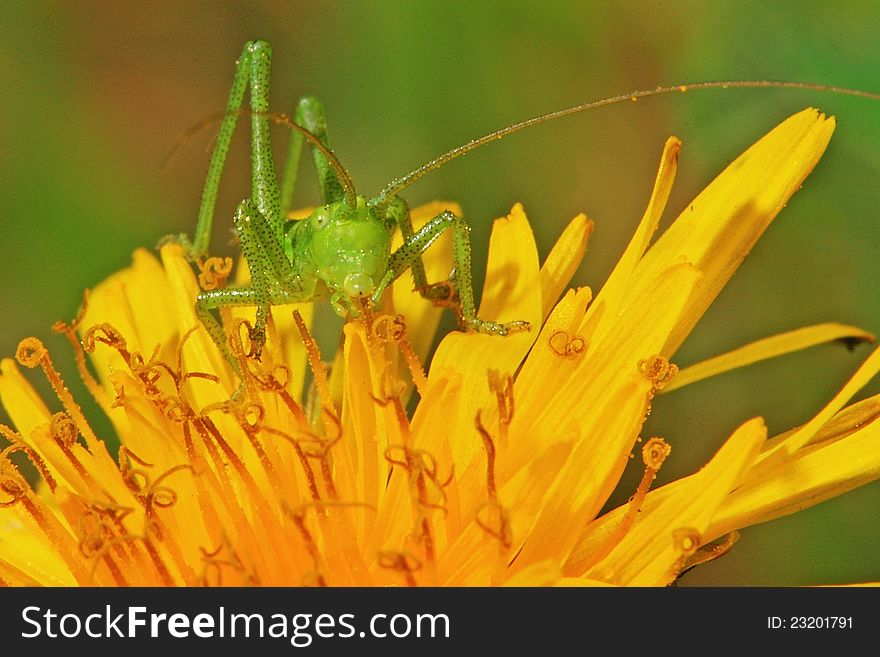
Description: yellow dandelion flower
xmin=2 ymin=108 xmax=879 ymax=586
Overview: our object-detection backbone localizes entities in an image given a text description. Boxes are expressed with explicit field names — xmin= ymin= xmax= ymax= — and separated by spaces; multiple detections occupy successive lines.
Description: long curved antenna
xmin=163 ymin=108 xmax=358 ymax=208
xmin=258 ymin=110 xmax=358 ymax=208
xmin=160 ymin=110 xmax=231 ymax=171
xmin=375 ymin=80 xmax=880 ymax=206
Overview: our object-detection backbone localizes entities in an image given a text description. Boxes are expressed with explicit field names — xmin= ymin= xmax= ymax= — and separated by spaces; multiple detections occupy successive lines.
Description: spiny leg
xmin=195 ymin=198 xmax=300 ymax=370
xmin=190 ymin=39 xmax=282 ymax=259
xmin=383 ymin=196 xmax=452 ymax=303
xmin=376 ymin=210 xmax=531 ymax=335
xmin=231 ymin=199 xmax=300 ymax=358
xmin=279 ymin=96 xmax=347 ymax=216
xmin=196 ymin=286 xmax=263 ymax=373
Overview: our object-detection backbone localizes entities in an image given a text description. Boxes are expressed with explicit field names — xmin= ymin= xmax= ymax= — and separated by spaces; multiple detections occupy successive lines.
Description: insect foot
xmin=466 ymin=318 xmax=532 ymax=336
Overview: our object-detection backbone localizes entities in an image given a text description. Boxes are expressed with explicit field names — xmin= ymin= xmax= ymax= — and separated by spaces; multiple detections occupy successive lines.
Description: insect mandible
xmin=176 ymin=39 xmax=879 ymax=377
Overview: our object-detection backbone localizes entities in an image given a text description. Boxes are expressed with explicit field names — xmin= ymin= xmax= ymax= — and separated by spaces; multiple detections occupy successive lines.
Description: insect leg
xmin=379 ymin=210 xmax=531 ymax=336
xmin=190 ymin=40 xmax=282 ymax=257
xmin=196 ymin=286 xmax=262 ymax=372
xmin=280 ymin=96 xmax=346 ymax=213
xmin=231 ymin=199 xmax=298 ymax=358
xmin=383 ymin=196 xmax=453 ymax=303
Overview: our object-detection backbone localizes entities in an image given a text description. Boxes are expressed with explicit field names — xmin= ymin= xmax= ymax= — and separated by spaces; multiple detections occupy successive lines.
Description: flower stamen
xmin=373 ymin=314 xmax=429 ymax=398
xmin=548 ymin=330 xmax=587 ymax=360
xmin=196 ymin=255 xmax=233 ymax=291
xmin=639 ymin=355 xmax=679 ymax=393
xmin=580 ymin=437 xmax=672 ymax=572
xmin=377 ymin=550 xmax=421 ymax=587
xmin=474 ymin=412 xmax=513 ymax=550
xmin=293 ymin=310 xmax=337 ymax=434
xmin=16 ymin=337 xmax=100 ymax=450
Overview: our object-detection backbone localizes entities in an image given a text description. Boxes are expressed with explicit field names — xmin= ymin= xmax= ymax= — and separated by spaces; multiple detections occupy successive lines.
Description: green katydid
xmin=179 ymin=39 xmax=880 ymax=375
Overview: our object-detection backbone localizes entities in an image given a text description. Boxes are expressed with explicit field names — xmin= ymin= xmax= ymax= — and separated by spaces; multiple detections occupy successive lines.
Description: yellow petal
xmin=639 ymin=109 xmax=835 ymax=356
xmin=585 ymin=417 xmax=766 ymax=585
xmin=427 ymin=204 xmax=542 ymax=513
xmin=590 ymin=136 xmax=680 ymax=315
xmin=390 ymin=201 xmax=460 ymax=363
xmin=0 ymin=505 xmax=77 ymax=586
xmin=0 ymin=359 xmax=52 ymax=446
xmin=538 ymin=213 xmax=593 ymax=320
xmin=708 ymin=395 xmax=880 ymax=540
xmin=664 ymin=322 xmax=875 ymax=393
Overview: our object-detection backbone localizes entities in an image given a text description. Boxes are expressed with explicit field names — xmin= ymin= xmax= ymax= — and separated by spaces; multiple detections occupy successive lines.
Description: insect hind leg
xmin=280 ymin=96 xmax=347 ymax=214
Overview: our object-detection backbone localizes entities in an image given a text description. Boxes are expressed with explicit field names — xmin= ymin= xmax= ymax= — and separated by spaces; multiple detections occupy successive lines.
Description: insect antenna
xmin=161 ymin=108 xmax=358 ymax=208
xmin=374 ymin=80 xmax=880 ymax=209
xmin=160 ymin=110 xmax=231 ymax=171
xmin=258 ymin=110 xmax=358 ymax=208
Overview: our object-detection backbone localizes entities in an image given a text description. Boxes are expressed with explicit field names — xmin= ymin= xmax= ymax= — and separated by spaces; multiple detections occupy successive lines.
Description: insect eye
xmin=313 ymin=208 xmax=329 ymax=229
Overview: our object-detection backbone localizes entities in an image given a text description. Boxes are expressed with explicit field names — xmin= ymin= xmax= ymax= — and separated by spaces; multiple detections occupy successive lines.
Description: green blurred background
xmin=1 ymin=0 xmax=879 ymax=585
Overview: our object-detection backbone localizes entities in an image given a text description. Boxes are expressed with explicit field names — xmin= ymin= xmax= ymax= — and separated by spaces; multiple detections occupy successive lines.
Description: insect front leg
xmin=377 ymin=210 xmax=531 ymax=336
xmin=196 ymin=286 xmax=264 ymax=373
xmin=196 ymin=199 xmax=299 ymax=370
xmin=383 ymin=196 xmax=453 ymax=304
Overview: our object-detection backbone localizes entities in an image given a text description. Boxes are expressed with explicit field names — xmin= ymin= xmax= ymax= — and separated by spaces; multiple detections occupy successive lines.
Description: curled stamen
xmin=548 ymin=330 xmax=587 ymax=360
xmin=0 ymin=429 xmax=58 ymax=493
xmin=16 ymin=339 xmax=99 ymax=449
xmin=372 ymin=314 xmax=406 ymax=342
xmin=199 ymin=539 xmax=252 ymax=587
xmin=53 ymin=290 xmax=112 ymax=411
xmin=384 ymin=446 xmax=451 ymax=510
xmin=15 ymin=337 xmax=48 ymax=368
xmin=487 ymin=370 xmax=515 ymax=432
xmin=197 ymin=255 xmax=234 ymax=291
xmin=146 ymin=485 xmax=178 ymax=510
xmin=642 ymin=436 xmax=672 ymax=469
xmin=261 ymin=427 xmax=322 ymax=501
xmin=163 ymin=396 xmax=195 ymax=424
xmin=678 ymin=531 xmax=740 ymax=581
xmin=241 ymin=402 xmax=265 ymax=431
xmin=82 ymin=324 xmax=132 ymax=365
xmin=579 ymin=437 xmax=672 ymax=572
xmin=672 ymin=527 xmax=702 ymax=556
xmin=52 ymin=289 xmax=90 ymax=334
xmin=475 ymin=500 xmax=513 ymax=549
xmin=118 ymin=448 xmax=151 ymax=496
xmin=639 ymin=355 xmax=679 ymax=391
xmin=49 ymin=412 xmax=79 ymax=447
xmin=229 ymin=317 xmax=258 ymax=360
xmin=247 ymin=362 xmax=311 ymax=426
xmin=377 ymin=550 xmax=422 ymax=587
xmin=0 ymin=457 xmax=29 ymax=507
xmin=119 ymin=447 xmax=153 ymax=469
xmin=201 ymin=400 xmax=266 ymax=434
xmin=130 ymin=360 xmax=180 ymax=400
xmin=78 ymin=504 xmax=133 ymax=560
xmin=144 ymin=464 xmax=193 ymax=517
xmin=385 ymin=315 xmax=429 ymax=398
xmin=385 ymin=444 xmax=413 ymax=470
xmin=474 ymin=414 xmax=513 ymax=548
xmin=250 ymin=363 xmax=291 ymax=391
